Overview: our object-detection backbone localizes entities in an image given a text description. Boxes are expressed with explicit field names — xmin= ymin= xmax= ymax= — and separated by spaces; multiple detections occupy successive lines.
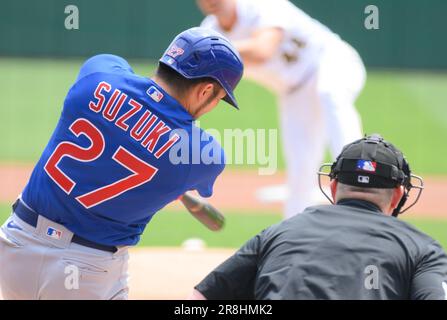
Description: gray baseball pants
xmin=0 ymin=212 xmax=129 ymax=300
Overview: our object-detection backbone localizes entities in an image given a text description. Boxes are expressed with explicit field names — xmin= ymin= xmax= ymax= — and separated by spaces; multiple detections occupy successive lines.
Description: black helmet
xmin=318 ymin=134 xmax=424 ymax=217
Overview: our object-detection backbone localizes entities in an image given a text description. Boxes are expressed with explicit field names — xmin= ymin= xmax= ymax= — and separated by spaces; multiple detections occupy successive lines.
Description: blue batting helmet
xmin=159 ymin=27 xmax=244 ymax=109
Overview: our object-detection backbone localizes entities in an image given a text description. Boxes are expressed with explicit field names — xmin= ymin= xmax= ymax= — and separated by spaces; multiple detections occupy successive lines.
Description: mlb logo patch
xmin=147 ymin=86 xmax=164 ymax=102
xmin=166 ymin=45 xmax=184 ymax=58
xmin=46 ymin=227 xmax=63 ymax=240
xmin=356 ymin=160 xmax=377 ymax=172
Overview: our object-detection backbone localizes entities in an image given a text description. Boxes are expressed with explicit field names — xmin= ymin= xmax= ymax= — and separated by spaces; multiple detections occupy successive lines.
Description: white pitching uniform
xmin=202 ymin=0 xmax=366 ymax=218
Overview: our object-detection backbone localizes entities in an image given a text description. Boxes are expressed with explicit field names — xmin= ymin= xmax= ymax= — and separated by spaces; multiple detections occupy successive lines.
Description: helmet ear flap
xmin=329 ymin=155 xmax=343 ymax=180
xmin=401 ymin=157 xmax=411 ymax=187
xmin=329 ymin=160 xmax=337 ymax=180
xmin=392 ymin=156 xmax=424 ymax=217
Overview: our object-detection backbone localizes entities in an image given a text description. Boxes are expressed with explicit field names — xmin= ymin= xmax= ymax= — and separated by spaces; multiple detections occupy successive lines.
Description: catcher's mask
xmin=317 ymin=134 xmax=424 ymax=217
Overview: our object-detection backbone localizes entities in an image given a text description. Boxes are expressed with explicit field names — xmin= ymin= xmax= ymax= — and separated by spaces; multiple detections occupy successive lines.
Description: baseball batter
xmin=0 ymin=27 xmax=243 ymax=299
xmin=197 ymin=0 xmax=366 ymax=218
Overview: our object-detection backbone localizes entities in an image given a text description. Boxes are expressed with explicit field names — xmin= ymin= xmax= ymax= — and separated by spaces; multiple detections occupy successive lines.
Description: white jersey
xmin=201 ymin=0 xmax=341 ymax=95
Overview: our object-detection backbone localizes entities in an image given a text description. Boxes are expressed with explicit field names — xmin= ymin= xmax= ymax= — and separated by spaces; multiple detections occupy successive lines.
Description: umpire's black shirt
xmin=195 ymin=199 xmax=447 ymax=299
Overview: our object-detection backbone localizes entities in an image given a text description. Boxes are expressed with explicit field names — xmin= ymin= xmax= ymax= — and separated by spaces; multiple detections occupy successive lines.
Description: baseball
xmin=181 ymin=238 xmax=206 ymax=251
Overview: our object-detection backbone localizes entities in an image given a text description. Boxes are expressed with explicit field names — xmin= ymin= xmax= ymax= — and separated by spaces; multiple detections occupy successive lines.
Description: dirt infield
xmin=128 ymin=248 xmax=234 ymax=299
xmin=1 ymin=164 xmax=446 ymax=217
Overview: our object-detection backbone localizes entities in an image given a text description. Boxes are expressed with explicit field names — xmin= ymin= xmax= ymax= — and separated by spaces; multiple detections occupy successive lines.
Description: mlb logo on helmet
xmin=46 ymin=227 xmax=63 ymax=240
xmin=356 ymin=160 xmax=377 ymax=172
xmin=147 ymin=86 xmax=164 ymax=102
xmin=166 ymin=45 xmax=184 ymax=58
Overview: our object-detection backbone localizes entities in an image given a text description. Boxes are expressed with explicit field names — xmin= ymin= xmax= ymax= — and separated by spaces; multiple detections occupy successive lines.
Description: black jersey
xmin=195 ymin=199 xmax=447 ymax=300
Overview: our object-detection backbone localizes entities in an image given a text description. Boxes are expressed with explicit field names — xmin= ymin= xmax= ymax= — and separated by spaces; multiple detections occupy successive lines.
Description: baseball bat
xmin=179 ymin=193 xmax=225 ymax=231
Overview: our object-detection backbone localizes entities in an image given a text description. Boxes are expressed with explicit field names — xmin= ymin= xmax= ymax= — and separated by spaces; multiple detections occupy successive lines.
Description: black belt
xmin=12 ymin=200 xmax=117 ymax=253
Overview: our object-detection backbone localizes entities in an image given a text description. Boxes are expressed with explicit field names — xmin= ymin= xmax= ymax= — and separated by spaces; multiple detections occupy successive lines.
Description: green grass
xmin=141 ymin=210 xmax=280 ymax=248
xmin=0 ymin=204 xmax=11 ymax=221
xmin=1 ymin=57 xmax=447 ymax=174
xmin=356 ymin=71 xmax=447 ymax=175
xmin=0 ymin=203 xmax=446 ymax=249
xmin=403 ymin=218 xmax=447 ymax=250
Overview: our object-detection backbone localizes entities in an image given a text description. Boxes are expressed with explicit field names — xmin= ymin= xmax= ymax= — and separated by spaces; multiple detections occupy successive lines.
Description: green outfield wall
xmin=0 ymin=0 xmax=445 ymax=69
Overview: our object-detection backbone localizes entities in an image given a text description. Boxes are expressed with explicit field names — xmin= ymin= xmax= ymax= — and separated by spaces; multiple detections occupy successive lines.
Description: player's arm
xmin=186 ymin=134 xmax=226 ymax=198
xmin=200 ymin=0 xmax=285 ymax=65
xmin=232 ymin=27 xmax=284 ymax=65
xmin=188 ymin=160 xmax=224 ymax=198
xmin=410 ymin=241 xmax=447 ymax=300
xmin=190 ymin=232 xmax=263 ymax=300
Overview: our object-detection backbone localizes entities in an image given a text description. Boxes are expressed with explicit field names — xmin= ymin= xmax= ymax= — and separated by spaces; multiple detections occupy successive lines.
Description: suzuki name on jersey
xmin=88 ymin=81 xmax=179 ymax=159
